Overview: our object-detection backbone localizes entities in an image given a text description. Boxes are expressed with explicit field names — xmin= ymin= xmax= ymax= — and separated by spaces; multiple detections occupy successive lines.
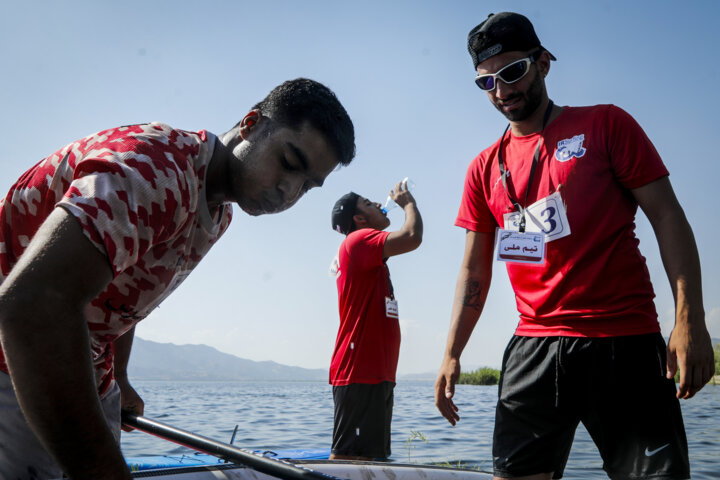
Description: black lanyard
xmin=497 ymin=100 xmax=554 ymax=232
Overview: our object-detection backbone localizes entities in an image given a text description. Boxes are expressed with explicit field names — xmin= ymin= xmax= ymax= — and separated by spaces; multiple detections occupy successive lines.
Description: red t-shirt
xmin=330 ymin=228 xmax=400 ymax=385
xmin=0 ymin=123 xmax=232 ymax=393
xmin=456 ymin=105 xmax=668 ymax=337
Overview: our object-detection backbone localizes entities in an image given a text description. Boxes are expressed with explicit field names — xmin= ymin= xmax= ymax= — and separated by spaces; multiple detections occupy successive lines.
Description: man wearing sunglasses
xmin=435 ymin=11 xmax=714 ymax=480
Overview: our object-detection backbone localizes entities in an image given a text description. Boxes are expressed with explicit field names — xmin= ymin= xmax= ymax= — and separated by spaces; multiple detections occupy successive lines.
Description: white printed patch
xmin=329 ymin=253 xmax=340 ymax=277
xmin=555 ymin=134 xmax=587 ymax=162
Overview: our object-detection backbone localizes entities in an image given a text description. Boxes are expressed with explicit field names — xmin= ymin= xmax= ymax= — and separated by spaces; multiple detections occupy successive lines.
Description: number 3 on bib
xmin=502 ymin=190 xmax=571 ymax=242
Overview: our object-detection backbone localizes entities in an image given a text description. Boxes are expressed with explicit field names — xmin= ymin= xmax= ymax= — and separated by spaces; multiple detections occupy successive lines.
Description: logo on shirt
xmin=329 ymin=254 xmax=340 ymax=277
xmin=644 ymin=443 xmax=670 ymax=457
xmin=554 ymin=134 xmax=587 ymax=162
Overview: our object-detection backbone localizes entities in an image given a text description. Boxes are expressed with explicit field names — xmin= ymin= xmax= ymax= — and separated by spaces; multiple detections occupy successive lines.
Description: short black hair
xmin=247 ymin=78 xmax=355 ymax=166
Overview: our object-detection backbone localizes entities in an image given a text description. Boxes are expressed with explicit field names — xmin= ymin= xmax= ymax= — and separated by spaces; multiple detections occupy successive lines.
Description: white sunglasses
xmin=474 ymin=51 xmax=541 ymax=91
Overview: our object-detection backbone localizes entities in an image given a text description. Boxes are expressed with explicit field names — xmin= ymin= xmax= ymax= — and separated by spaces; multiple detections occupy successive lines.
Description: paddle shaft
xmin=122 ymin=413 xmax=341 ymax=480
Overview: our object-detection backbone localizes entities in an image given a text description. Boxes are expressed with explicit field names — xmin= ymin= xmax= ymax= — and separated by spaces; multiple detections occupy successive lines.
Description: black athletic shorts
xmin=493 ymin=333 xmax=689 ymax=480
xmin=332 ymin=381 xmax=394 ymax=459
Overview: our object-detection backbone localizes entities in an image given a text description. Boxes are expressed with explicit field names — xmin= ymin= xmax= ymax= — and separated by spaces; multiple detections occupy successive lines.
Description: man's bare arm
xmin=384 ymin=184 xmax=423 ymax=258
xmin=0 ymin=207 xmax=131 ymax=479
xmin=633 ymin=177 xmax=714 ymax=399
xmin=435 ymin=230 xmax=495 ymax=425
xmin=114 ymin=326 xmax=145 ymax=431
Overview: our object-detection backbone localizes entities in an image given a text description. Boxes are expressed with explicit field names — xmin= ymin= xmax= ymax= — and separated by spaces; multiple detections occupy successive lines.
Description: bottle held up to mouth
xmin=381 ymin=177 xmax=416 ymax=214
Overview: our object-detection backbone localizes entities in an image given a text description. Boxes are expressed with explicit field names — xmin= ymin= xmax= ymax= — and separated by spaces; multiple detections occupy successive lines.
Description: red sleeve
xmin=342 ymin=229 xmax=390 ymax=271
xmin=605 ymin=104 xmax=669 ymax=189
xmin=455 ymin=151 xmax=498 ymax=232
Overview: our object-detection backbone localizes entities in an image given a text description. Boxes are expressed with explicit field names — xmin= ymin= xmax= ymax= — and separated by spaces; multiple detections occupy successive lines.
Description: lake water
xmin=121 ymin=381 xmax=720 ymax=479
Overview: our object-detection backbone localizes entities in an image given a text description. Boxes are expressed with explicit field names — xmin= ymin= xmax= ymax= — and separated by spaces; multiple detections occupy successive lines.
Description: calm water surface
xmin=121 ymin=381 xmax=720 ymax=479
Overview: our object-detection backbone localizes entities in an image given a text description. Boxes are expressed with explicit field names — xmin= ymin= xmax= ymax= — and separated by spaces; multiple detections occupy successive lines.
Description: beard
xmin=492 ymin=68 xmax=545 ymax=122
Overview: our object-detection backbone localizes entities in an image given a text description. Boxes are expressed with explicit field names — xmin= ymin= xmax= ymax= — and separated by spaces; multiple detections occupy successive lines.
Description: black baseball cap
xmin=331 ymin=192 xmax=360 ymax=235
xmin=467 ymin=12 xmax=556 ymax=69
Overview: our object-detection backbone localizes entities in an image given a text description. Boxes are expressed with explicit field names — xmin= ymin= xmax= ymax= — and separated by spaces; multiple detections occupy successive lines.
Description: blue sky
xmin=1 ymin=1 xmax=718 ymax=375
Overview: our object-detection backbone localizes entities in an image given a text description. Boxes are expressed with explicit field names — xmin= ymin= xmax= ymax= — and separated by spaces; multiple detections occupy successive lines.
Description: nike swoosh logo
xmin=645 ymin=443 xmax=670 ymax=456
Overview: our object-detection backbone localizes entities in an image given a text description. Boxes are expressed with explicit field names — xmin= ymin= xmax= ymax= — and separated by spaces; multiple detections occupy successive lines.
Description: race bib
xmin=502 ymin=191 xmax=570 ymax=243
xmin=385 ymin=297 xmax=399 ymax=319
xmin=496 ymin=229 xmax=545 ymax=264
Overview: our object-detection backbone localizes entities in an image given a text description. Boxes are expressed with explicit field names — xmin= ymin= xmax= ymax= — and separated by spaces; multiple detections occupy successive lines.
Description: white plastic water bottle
xmin=381 ymin=177 xmax=416 ymax=214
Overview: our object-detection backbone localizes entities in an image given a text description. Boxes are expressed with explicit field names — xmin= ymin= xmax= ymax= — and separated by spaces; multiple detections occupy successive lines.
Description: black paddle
xmin=122 ymin=412 xmax=341 ymax=480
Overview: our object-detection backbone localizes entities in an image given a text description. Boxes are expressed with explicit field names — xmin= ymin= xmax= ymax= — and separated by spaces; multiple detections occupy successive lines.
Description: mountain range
xmin=127 ymin=337 xmax=328 ymax=382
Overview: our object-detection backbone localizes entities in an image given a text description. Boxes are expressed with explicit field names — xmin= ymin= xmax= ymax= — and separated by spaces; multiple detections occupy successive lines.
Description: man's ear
xmin=238 ymin=109 xmax=262 ymax=140
xmin=537 ymin=51 xmax=551 ymax=78
xmin=352 ymin=213 xmax=368 ymax=228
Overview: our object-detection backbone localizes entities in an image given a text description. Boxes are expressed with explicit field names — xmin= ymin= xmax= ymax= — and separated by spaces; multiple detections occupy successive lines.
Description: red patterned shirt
xmin=0 ymin=123 xmax=232 ymax=393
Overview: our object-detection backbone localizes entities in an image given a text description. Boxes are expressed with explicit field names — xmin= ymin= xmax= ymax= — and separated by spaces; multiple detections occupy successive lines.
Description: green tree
xmin=457 ymin=367 xmax=501 ymax=385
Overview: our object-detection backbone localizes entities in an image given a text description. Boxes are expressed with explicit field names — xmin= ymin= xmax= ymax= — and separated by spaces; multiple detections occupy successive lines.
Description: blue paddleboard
xmin=126 ymin=448 xmax=331 ymax=471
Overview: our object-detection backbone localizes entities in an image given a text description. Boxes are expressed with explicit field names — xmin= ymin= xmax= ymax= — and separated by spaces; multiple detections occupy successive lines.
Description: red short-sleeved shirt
xmin=456 ymin=105 xmax=668 ymax=337
xmin=0 ymin=123 xmax=232 ymax=393
xmin=330 ymin=228 xmax=400 ymax=385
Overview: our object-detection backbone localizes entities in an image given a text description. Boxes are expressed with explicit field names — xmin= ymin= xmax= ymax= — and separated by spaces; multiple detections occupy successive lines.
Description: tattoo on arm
xmin=462 ymin=280 xmax=484 ymax=310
